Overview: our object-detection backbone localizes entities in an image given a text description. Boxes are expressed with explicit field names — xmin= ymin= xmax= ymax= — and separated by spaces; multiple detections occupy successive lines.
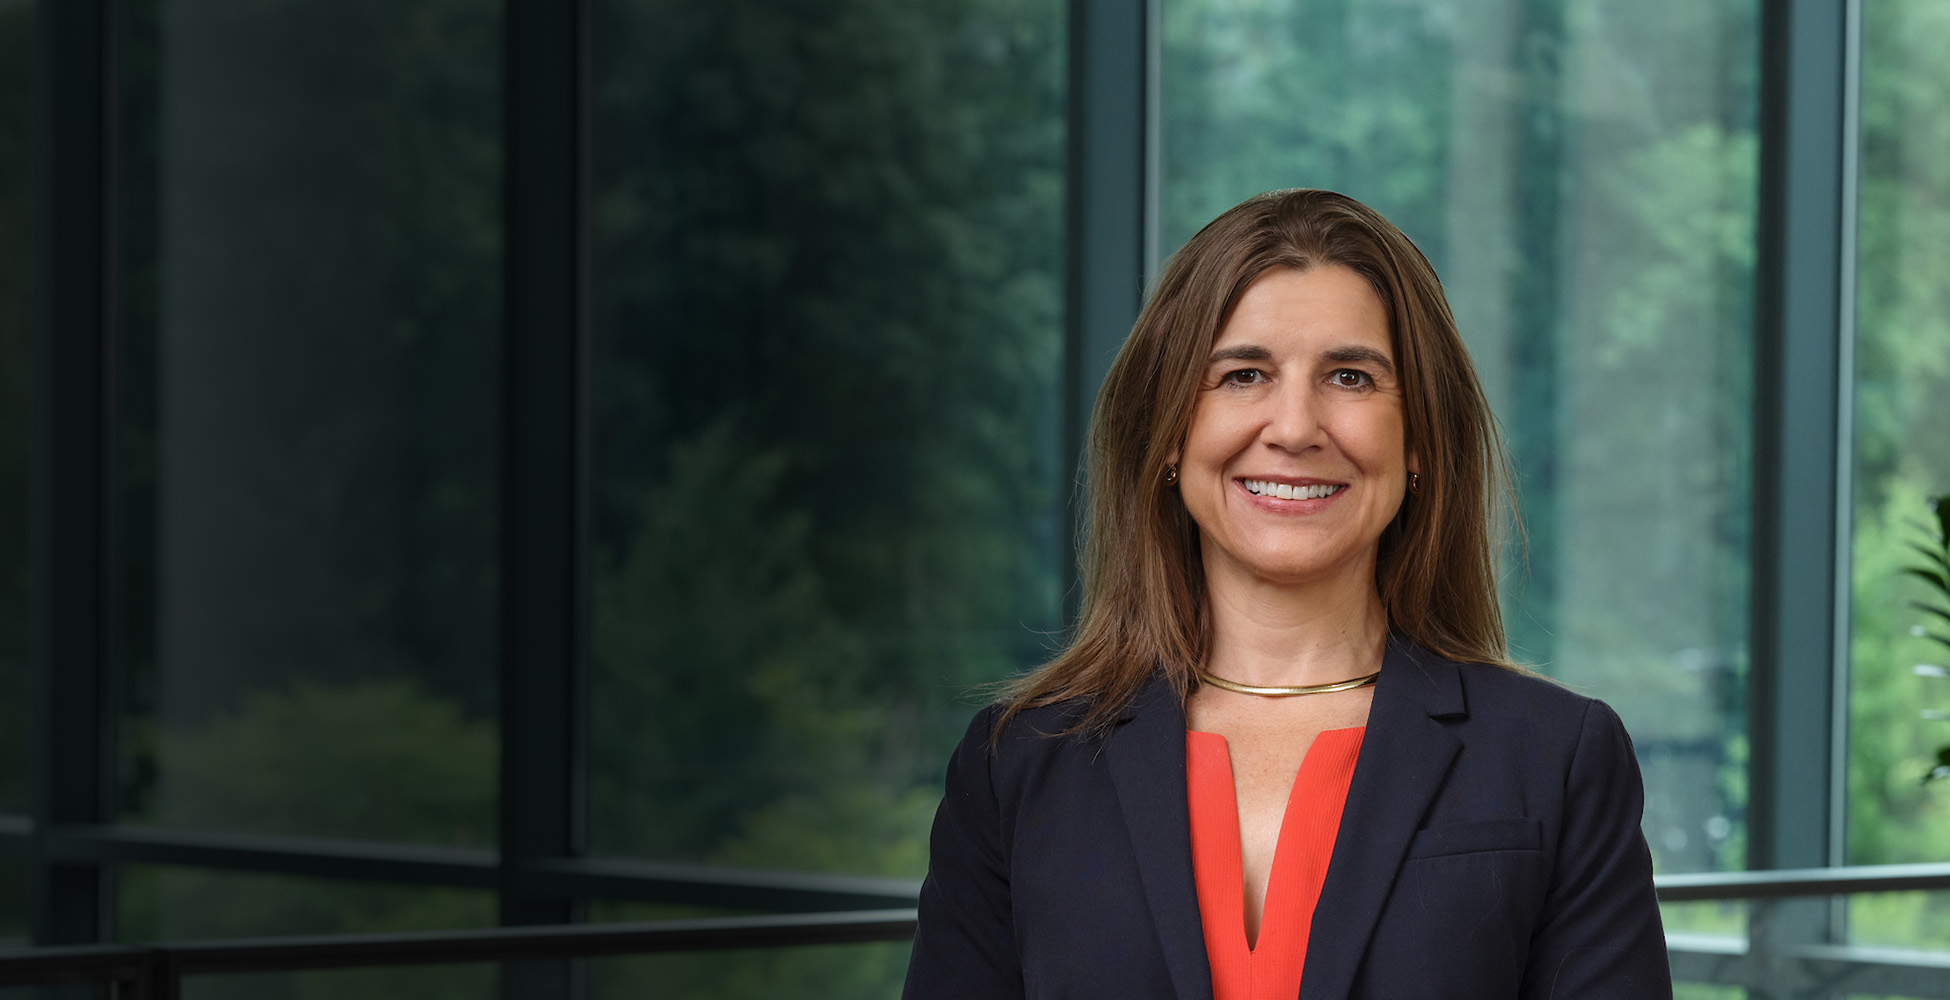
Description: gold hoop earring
xmin=1409 ymin=471 xmax=1420 ymax=495
xmin=1163 ymin=464 xmax=1178 ymax=485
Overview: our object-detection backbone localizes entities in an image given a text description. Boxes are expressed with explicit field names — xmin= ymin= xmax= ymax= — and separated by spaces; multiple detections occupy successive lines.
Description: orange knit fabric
xmin=1185 ymin=727 xmax=1365 ymax=1000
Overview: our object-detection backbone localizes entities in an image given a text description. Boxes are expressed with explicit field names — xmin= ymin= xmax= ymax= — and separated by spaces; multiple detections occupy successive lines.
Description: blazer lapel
xmin=1107 ymin=675 xmax=1216 ymax=1000
xmin=1300 ymin=638 xmax=1466 ymax=1000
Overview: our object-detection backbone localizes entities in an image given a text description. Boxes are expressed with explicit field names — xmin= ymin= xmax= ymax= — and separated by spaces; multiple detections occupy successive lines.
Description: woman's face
xmin=1169 ymin=264 xmax=1414 ymax=592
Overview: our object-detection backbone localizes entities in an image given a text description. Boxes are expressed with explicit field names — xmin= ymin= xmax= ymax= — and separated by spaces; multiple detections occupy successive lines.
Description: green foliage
xmin=1848 ymin=889 xmax=1950 ymax=951
xmin=120 ymin=681 xmax=498 ymax=1000
xmin=1847 ymin=481 xmax=1950 ymax=863
xmin=1849 ymin=0 xmax=1950 ymax=904
xmin=1163 ymin=0 xmax=1759 ymax=875
xmin=588 ymin=942 xmax=912 ymax=1000
xmin=1904 ymin=495 xmax=1950 ymax=783
xmin=176 ymin=964 xmax=495 ymax=1000
xmin=147 ymin=679 xmax=495 ymax=846
xmin=121 ymin=865 xmax=494 ymax=947
xmin=584 ymin=0 xmax=1065 ymax=889
xmin=1672 ymin=984 xmax=1745 ymax=1000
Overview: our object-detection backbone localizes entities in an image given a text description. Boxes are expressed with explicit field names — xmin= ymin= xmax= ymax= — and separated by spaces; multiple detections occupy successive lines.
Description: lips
xmin=1240 ymin=479 xmax=1345 ymax=501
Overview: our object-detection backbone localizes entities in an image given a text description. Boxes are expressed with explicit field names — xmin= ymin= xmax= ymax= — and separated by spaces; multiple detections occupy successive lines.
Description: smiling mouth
xmin=1242 ymin=479 xmax=1345 ymax=501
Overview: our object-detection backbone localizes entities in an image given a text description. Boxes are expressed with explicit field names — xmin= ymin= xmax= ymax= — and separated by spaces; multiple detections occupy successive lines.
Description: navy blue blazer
xmin=904 ymin=638 xmax=1672 ymax=999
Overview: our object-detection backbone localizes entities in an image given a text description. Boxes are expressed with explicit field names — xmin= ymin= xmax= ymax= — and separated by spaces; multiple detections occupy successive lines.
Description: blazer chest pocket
xmin=1406 ymin=817 xmax=1542 ymax=859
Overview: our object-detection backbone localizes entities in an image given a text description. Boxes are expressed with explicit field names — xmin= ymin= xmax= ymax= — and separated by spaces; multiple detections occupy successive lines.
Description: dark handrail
xmin=1653 ymin=860 xmax=1950 ymax=902
xmin=154 ymin=908 xmax=919 ymax=976
xmin=7 ymin=863 xmax=1950 ymax=996
xmin=0 ymin=909 xmax=919 ymax=999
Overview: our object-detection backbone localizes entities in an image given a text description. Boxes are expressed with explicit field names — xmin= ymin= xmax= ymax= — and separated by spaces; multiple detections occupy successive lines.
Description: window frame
xmin=9 ymin=0 xmax=1891 ymax=976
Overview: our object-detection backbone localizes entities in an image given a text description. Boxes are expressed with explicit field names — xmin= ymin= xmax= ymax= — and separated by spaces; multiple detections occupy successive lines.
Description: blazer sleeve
xmin=1521 ymin=699 xmax=1673 ymax=999
xmin=903 ymin=705 xmax=1025 ymax=1000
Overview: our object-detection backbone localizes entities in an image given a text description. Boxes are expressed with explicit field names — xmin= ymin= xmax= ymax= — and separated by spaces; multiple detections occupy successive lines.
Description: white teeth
xmin=1244 ymin=480 xmax=1342 ymax=500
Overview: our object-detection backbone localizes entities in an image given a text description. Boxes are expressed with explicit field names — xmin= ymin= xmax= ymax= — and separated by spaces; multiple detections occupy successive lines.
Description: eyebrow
xmin=1322 ymin=345 xmax=1396 ymax=374
xmin=1205 ymin=345 xmax=1274 ymax=366
xmin=1204 ymin=343 xmax=1396 ymax=374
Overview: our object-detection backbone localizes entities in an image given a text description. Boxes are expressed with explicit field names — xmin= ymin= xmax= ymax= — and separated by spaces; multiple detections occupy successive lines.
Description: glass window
xmin=109 ymin=0 xmax=504 ymax=847
xmin=1849 ymin=888 xmax=1950 ymax=952
xmin=1848 ymin=0 xmax=1950 ymax=888
xmin=0 ymin=0 xmax=31 ymax=815
xmin=1161 ymin=0 xmax=1759 ymax=874
xmin=180 ymin=964 xmax=493 ymax=1000
xmin=0 ymin=856 xmax=24 ymax=948
xmin=585 ymin=0 xmax=1068 ymax=873
xmin=587 ymin=942 xmax=911 ymax=1000
xmin=1672 ymin=987 xmax=1744 ymax=1000
xmin=117 ymin=865 xmax=494 ymax=942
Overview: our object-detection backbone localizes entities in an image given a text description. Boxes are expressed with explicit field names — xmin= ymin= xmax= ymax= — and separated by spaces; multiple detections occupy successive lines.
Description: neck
xmin=1201 ymin=560 xmax=1389 ymax=688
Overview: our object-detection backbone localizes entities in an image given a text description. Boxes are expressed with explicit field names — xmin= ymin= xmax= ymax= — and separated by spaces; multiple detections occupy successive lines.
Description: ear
xmin=1165 ymin=444 xmax=1181 ymax=466
xmin=1405 ymin=443 xmax=1419 ymax=477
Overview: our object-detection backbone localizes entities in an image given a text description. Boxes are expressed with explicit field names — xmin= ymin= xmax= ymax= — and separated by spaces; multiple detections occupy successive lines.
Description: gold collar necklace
xmin=1195 ymin=667 xmax=1380 ymax=697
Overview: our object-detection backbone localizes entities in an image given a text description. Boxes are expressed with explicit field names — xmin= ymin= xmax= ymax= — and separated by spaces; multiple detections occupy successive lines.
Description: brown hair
xmin=999 ymin=188 xmax=1517 ymax=737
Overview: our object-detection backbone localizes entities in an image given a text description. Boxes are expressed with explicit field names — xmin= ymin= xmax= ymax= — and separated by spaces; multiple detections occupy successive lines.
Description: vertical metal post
xmin=500 ymin=0 xmax=587 ymax=995
xmin=30 ymin=0 xmax=111 ymax=947
xmin=1748 ymin=0 xmax=1857 ymax=994
xmin=1062 ymin=0 xmax=1150 ymax=619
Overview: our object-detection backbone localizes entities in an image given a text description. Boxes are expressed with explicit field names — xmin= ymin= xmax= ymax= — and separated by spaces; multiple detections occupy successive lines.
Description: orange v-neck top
xmin=1185 ymin=727 xmax=1365 ymax=1000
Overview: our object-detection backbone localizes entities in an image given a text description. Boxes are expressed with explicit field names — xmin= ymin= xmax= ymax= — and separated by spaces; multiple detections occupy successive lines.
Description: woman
xmin=903 ymin=189 xmax=1670 ymax=999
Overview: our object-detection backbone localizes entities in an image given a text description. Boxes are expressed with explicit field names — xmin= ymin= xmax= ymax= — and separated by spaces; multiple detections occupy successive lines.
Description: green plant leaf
xmin=1915 ymin=601 xmax=1950 ymax=629
xmin=1905 ymin=566 xmax=1950 ymax=595
xmin=1935 ymin=494 xmax=1950 ymax=546
xmin=1910 ymin=540 xmax=1950 ymax=571
xmin=1928 ymin=745 xmax=1950 ymax=785
xmin=1928 ymin=631 xmax=1950 ymax=655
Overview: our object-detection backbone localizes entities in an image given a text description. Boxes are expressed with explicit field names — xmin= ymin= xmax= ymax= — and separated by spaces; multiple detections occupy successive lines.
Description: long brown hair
xmin=999 ymin=189 xmax=1517 ymax=737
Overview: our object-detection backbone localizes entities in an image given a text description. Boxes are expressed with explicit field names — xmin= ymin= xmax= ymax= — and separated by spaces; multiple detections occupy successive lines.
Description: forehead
xmin=1213 ymin=265 xmax=1392 ymax=355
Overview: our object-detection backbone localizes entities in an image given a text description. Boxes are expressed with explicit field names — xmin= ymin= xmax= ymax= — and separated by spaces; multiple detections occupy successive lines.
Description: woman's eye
xmin=1330 ymin=369 xmax=1372 ymax=388
xmin=1221 ymin=368 xmax=1266 ymax=386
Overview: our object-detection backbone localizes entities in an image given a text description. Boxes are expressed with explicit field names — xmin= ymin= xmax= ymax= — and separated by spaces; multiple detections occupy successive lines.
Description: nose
xmin=1260 ymin=381 xmax=1326 ymax=453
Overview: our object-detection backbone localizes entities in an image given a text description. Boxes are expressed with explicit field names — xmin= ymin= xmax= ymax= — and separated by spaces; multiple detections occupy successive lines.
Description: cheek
xmin=1181 ymin=411 xmax=1243 ymax=468
xmin=1339 ymin=408 xmax=1406 ymax=469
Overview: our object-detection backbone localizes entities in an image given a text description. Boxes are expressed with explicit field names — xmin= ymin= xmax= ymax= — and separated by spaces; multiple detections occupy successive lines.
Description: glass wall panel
xmin=109 ymin=0 xmax=504 ymax=847
xmin=1673 ymin=987 xmax=1744 ymax=1000
xmin=181 ymin=964 xmax=493 ymax=1000
xmin=1161 ymin=0 xmax=1758 ymax=874
xmin=1849 ymin=0 xmax=1950 ymax=899
xmin=0 ymin=0 xmax=31 ymax=814
xmin=0 ymin=857 xmax=24 ymax=948
xmin=586 ymin=1 xmax=1067 ymax=873
xmin=1662 ymin=899 xmax=1745 ymax=938
xmin=587 ymin=942 xmax=911 ymax=1000
xmin=1850 ymin=889 xmax=1950 ymax=952
xmin=117 ymin=865 xmax=494 ymax=941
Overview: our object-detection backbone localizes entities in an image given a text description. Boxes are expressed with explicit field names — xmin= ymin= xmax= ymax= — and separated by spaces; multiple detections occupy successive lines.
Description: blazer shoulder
xmin=1442 ymin=658 xmax=1605 ymax=712
xmin=1440 ymin=660 xmax=1643 ymax=765
xmin=950 ymin=695 xmax=1104 ymax=764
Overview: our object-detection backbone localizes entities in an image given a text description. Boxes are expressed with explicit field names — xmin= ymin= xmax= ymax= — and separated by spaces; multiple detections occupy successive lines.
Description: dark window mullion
xmin=501 ymin=0 xmax=588 ymax=990
xmin=1749 ymin=0 xmax=1858 ymax=957
xmin=500 ymin=0 xmax=589 ymax=917
xmin=30 ymin=0 xmax=112 ymax=947
xmin=1063 ymin=0 xmax=1151 ymax=618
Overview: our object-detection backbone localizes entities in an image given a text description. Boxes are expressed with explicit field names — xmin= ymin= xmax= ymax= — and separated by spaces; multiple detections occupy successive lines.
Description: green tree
xmin=1161 ymin=0 xmax=1759 ymax=878
xmin=119 ymin=680 xmax=497 ymax=999
xmin=586 ymin=0 xmax=1064 ymax=881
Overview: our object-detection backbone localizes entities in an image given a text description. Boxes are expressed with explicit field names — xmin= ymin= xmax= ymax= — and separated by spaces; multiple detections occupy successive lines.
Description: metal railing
xmin=3 ymin=862 xmax=1949 ymax=998
xmin=0 ymin=910 xmax=921 ymax=1000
